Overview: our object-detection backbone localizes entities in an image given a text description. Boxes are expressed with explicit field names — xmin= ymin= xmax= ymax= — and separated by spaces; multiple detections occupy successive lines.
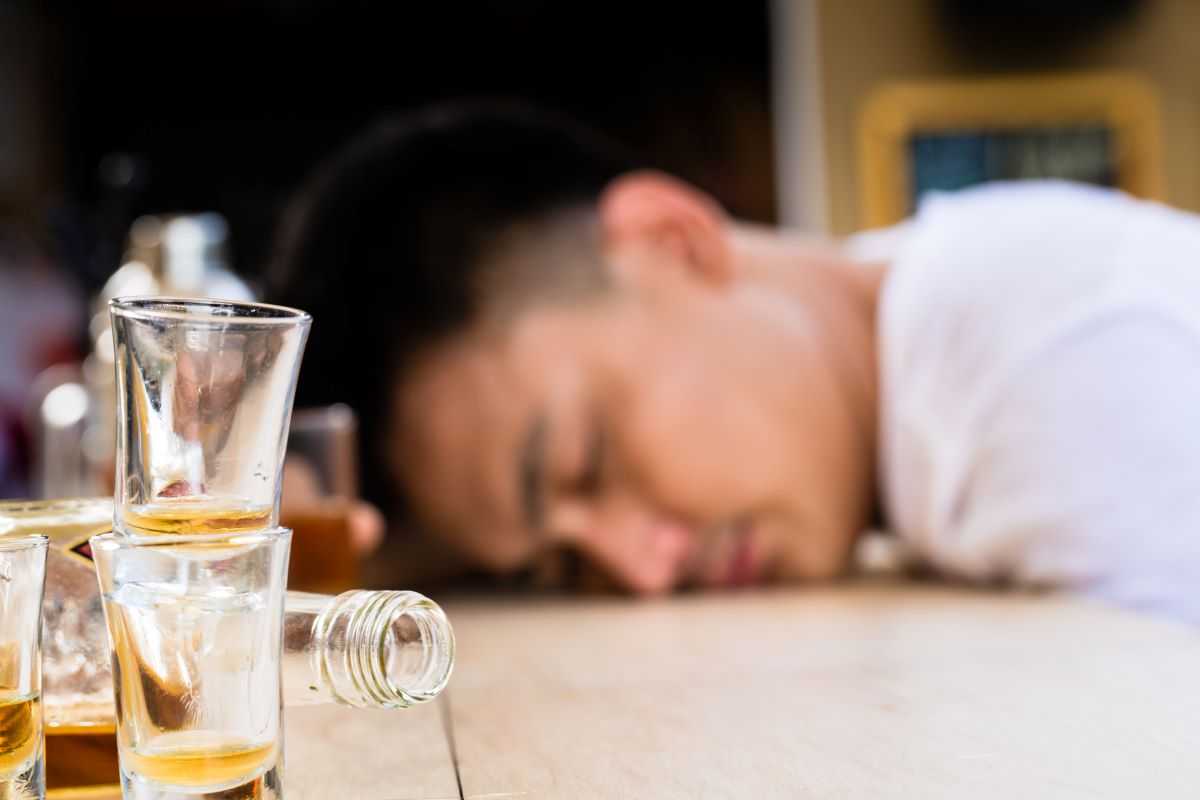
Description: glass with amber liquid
xmin=0 ymin=693 xmax=42 ymax=799
xmin=91 ymin=528 xmax=453 ymax=800
xmin=121 ymin=497 xmax=271 ymax=537
xmin=0 ymin=535 xmax=48 ymax=800
xmin=110 ymin=297 xmax=310 ymax=537
xmin=92 ymin=528 xmax=291 ymax=799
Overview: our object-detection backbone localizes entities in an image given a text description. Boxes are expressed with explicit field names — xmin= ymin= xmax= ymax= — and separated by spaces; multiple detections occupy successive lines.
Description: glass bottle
xmin=283 ymin=590 xmax=453 ymax=709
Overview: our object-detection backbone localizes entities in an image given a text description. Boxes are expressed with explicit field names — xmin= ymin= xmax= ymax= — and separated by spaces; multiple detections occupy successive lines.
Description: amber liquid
xmin=0 ymin=693 xmax=40 ymax=777
xmin=124 ymin=734 xmax=276 ymax=787
xmin=112 ymin=620 xmax=280 ymax=789
xmin=122 ymin=498 xmax=271 ymax=535
xmin=106 ymin=530 xmax=281 ymax=791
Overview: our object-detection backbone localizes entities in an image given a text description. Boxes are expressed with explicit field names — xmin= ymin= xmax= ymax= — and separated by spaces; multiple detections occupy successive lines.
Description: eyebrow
xmin=519 ymin=414 xmax=548 ymax=533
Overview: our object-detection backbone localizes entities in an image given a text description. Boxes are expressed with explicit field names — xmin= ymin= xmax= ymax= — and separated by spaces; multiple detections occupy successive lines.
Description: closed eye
xmin=572 ymin=420 xmax=606 ymax=497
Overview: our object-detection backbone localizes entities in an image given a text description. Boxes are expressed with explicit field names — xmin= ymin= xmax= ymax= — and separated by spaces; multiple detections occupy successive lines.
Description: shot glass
xmin=91 ymin=528 xmax=291 ymax=799
xmin=109 ymin=298 xmax=310 ymax=536
xmin=0 ymin=535 xmax=49 ymax=800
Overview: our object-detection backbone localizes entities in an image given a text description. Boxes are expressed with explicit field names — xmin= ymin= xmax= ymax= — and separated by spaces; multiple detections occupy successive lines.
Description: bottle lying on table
xmin=0 ymin=498 xmax=455 ymax=728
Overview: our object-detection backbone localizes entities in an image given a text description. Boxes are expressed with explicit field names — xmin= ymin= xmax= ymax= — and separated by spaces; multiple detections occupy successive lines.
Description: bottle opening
xmin=320 ymin=590 xmax=455 ymax=709
xmin=379 ymin=599 xmax=455 ymax=704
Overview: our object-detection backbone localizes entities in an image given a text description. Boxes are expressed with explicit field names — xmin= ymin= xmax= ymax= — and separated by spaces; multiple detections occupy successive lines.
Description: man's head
xmin=271 ymin=102 xmax=878 ymax=594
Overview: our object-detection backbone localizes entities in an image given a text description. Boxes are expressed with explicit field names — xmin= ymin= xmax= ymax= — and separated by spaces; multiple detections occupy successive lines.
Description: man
xmin=270 ymin=102 xmax=1200 ymax=622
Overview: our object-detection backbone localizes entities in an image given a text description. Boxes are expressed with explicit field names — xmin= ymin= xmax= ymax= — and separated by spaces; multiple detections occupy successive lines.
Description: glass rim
xmin=91 ymin=526 xmax=293 ymax=551
xmin=0 ymin=534 xmax=49 ymax=552
xmin=110 ymin=296 xmax=312 ymax=327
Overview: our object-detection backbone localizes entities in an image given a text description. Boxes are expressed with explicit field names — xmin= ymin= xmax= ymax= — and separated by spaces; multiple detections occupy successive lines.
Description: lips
xmin=723 ymin=521 xmax=759 ymax=587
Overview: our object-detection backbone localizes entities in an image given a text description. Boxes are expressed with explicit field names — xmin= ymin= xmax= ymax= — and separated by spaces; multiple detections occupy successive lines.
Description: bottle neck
xmin=310 ymin=590 xmax=455 ymax=709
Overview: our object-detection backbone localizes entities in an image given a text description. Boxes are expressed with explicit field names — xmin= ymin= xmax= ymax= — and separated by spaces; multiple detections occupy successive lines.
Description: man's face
xmin=392 ymin=224 xmax=875 ymax=594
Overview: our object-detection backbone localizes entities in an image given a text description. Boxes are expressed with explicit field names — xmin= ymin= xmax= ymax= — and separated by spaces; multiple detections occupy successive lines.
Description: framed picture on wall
xmin=857 ymin=72 xmax=1164 ymax=228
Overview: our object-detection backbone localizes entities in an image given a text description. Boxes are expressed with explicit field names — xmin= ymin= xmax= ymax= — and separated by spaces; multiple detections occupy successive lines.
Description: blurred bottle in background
xmin=30 ymin=215 xmax=374 ymax=595
xmin=30 ymin=212 xmax=253 ymax=500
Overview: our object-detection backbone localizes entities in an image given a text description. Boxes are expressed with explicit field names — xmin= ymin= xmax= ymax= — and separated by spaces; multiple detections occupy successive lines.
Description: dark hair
xmin=268 ymin=100 xmax=637 ymax=514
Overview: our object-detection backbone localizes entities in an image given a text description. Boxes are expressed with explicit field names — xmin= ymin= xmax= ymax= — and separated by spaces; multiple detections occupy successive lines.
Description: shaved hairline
xmin=474 ymin=205 xmax=612 ymax=326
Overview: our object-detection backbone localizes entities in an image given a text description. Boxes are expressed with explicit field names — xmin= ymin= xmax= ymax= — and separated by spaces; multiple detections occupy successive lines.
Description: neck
xmin=730 ymin=223 xmax=885 ymax=515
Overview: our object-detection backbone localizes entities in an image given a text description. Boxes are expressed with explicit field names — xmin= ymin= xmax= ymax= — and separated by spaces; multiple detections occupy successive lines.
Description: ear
xmin=598 ymin=170 xmax=732 ymax=285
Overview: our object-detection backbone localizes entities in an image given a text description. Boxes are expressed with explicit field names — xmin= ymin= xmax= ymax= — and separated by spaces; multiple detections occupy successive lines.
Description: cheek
xmin=613 ymin=360 xmax=796 ymax=520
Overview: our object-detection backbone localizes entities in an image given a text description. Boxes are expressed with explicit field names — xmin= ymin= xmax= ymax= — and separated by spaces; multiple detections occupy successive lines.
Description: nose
xmin=551 ymin=498 xmax=695 ymax=595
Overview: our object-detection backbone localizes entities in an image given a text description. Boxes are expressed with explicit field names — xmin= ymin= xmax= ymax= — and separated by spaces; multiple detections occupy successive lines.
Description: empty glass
xmin=109 ymin=298 xmax=310 ymax=537
xmin=0 ymin=535 xmax=49 ymax=800
xmin=92 ymin=528 xmax=290 ymax=799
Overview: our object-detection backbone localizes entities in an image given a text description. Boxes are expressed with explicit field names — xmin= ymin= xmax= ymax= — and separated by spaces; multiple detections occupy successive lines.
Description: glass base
xmin=120 ymin=764 xmax=281 ymax=799
xmin=0 ymin=754 xmax=45 ymax=800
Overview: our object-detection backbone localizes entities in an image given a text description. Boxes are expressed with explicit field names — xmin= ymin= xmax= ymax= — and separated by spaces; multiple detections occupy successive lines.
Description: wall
xmin=814 ymin=0 xmax=1200 ymax=234
xmin=771 ymin=0 xmax=829 ymax=231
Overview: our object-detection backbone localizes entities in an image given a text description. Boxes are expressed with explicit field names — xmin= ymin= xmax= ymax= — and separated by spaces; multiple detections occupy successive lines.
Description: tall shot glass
xmin=0 ymin=535 xmax=49 ymax=800
xmin=92 ymin=528 xmax=291 ymax=799
xmin=109 ymin=298 xmax=310 ymax=536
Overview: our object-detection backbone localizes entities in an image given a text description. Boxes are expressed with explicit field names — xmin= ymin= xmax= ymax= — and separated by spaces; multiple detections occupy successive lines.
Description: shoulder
xmin=879 ymin=182 xmax=1200 ymax=432
xmin=947 ymin=311 xmax=1200 ymax=618
xmin=879 ymin=185 xmax=1200 ymax=621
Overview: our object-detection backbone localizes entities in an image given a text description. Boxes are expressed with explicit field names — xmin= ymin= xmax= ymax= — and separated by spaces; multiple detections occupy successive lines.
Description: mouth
xmin=721 ymin=519 xmax=760 ymax=588
xmin=681 ymin=518 xmax=764 ymax=590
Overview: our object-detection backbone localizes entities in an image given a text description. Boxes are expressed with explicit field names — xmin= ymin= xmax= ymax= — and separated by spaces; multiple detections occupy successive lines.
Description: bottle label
xmin=65 ymin=534 xmax=96 ymax=565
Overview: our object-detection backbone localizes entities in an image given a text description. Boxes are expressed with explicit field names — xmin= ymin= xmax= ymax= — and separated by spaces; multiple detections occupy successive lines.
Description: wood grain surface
xmin=49 ymin=584 xmax=1200 ymax=798
xmin=284 ymin=701 xmax=459 ymax=800
xmin=443 ymin=584 xmax=1200 ymax=799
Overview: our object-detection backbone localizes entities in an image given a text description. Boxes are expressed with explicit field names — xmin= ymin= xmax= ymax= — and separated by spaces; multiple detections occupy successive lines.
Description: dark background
xmin=11 ymin=0 xmax=775 ymax=293
xmin=5 ymin=0 xmax=1149 ymax=291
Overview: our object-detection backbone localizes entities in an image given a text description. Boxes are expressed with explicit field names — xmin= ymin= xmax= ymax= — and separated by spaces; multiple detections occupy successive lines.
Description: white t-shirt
xmin=852 ymin=181 xmax=1200 ymax=624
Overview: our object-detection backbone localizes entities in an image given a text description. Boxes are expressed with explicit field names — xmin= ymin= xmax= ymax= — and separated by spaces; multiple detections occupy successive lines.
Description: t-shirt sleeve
xmin=947 ymin=311 xmax=1200 ymax=623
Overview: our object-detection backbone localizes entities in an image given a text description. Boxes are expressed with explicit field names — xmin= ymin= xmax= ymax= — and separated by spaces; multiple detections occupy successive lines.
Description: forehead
xmin=393 ymin=313 xmax=589 ymax=568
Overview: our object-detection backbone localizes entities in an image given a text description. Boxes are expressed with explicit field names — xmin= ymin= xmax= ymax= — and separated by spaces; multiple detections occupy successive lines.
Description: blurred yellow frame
xmin=858 ymin=72 xmax=1164 ymax=228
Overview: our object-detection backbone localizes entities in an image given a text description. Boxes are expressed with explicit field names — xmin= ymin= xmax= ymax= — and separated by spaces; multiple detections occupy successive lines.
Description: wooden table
xmin=58 ymin=584 xmax=1200 ymax=798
